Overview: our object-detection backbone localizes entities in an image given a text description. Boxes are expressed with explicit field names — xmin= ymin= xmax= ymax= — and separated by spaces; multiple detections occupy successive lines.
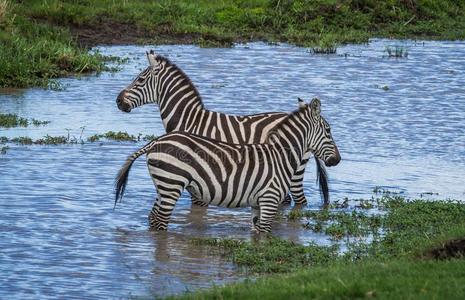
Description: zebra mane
xmin=155 ymin=55 xmax=205 ymax=109
xmin=265 ymin=105 xmax=308 ymax=143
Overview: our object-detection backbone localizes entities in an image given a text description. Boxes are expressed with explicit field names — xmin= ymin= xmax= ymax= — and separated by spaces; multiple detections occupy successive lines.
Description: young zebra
xmin=115 ymin=98 xmax=340 ymax=233
xmin=116 ymin=50 xmax=329 ymax=206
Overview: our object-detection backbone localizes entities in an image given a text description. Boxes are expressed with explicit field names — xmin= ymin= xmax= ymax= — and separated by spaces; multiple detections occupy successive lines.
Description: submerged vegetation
xmin=177 ymin=196 xmax=465 ymax=299
xmin=1 ymin=0 xmax=465 ymax=88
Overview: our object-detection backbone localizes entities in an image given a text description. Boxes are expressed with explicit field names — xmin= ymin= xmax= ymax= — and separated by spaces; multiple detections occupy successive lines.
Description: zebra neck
xmin=155 ymin=70 xmax=204 ymax=132
xmin=272 ymin=128 xmax=305 ymax=174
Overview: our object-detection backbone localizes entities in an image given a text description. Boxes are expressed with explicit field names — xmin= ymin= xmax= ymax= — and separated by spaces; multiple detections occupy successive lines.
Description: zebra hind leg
xmin=148 ymin=188 xmax=183 ymax=231
xmin=251 ymin=207 xmax=260 ymax=231
xmin=255 ymin=196 xmax=279 ymax=233
xmin=187 ymin=185 xmax=208 ymax=207
xmin=281 ymin=194 xmax=292 ymax=205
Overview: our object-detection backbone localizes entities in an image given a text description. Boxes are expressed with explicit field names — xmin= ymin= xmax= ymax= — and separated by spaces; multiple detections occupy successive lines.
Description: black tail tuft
xmin=315 ymin=157 xmax=329 ymax=205
xmin=114 ymin=158 xmax=136 ymax=209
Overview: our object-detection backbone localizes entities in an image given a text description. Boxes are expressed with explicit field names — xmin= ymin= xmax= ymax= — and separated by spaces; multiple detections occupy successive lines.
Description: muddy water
xmin=1 ymin=39 xmax=465 ymax=298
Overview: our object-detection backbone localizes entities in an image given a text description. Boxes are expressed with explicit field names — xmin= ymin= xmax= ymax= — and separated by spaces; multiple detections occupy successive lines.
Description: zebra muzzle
xmin=116 ymin=90 xmax=132 ymax=112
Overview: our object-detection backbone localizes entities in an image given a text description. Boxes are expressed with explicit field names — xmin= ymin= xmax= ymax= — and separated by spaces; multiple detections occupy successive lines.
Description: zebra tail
xmin=114 ymin=139 xmax=158 ymax=208
xmin=315 ymin=157 xmax=329 ymax=205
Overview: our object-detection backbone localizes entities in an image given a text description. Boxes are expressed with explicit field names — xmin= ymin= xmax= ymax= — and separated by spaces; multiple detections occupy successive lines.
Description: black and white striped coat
xmin=116 ymin=51 xmax=329 ymax=205
xmin=115 ymin=98 xmax=340 ymax=232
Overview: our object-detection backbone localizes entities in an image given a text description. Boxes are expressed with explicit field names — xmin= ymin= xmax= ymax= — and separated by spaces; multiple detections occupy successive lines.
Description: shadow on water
xmin=1 ymin=39 xmax=465 ymax=298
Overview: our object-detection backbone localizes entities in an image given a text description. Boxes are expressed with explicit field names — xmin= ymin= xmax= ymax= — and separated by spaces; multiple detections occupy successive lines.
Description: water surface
xmin=1 ymin=39 xmax=465 ymax=298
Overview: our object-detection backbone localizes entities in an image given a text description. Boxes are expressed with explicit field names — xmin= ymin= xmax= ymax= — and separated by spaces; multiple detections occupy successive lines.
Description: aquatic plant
xmin=0 ymin=113 xmax=28 ymax=128
xmin=0 ymin=113 xmax=50 ymax=128
xmin=385 ymin=46 xmax=408 ymax=58
xmin=0 ymin=145 xmax=8 ymax=154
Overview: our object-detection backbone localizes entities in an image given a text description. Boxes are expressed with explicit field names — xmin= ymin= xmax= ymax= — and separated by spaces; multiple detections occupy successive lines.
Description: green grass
xmin=171 ymin=259 xmax=465 ymax=300
xmin=173 ymin=197 xmax=465 ymax=299
xmin=2 ymin=0 xmax=465 ymax=88
xmin=0 ymin=113 xmax=50 ymax=128
xmin=0 ymin=0 xmax=113 ymax=88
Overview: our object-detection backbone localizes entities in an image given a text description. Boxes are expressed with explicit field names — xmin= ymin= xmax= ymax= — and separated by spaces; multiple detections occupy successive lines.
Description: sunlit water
xmin=1 ymin=39 xmax=465 ymax=298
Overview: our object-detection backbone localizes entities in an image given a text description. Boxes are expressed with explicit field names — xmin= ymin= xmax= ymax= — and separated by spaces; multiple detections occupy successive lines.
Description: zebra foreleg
xmin=290 ymin=160 xmax=309 ymax=205
xmin=254 ymin=197 xmax=279 ymax=233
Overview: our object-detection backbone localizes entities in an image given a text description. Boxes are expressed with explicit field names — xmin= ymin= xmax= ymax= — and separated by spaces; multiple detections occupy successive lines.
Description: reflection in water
xmin=1 ymin=40 xmax=465 ymax=298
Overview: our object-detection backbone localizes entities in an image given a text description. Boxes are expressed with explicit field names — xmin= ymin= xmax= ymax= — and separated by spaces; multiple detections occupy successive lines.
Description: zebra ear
xmin=147 ymin=50 xmax=157 ymax=67
xmin=297 ymin=97 xmax=306 ymax=108
xmin=310 ymin=97 xmax=321 ymax=116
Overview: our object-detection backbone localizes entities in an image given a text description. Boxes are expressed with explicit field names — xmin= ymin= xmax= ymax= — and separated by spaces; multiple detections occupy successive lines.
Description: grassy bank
xmin=1 ymin=0 xmax=465 ymax=88
xmin=171 ymin=197 xmax=465 ymax=299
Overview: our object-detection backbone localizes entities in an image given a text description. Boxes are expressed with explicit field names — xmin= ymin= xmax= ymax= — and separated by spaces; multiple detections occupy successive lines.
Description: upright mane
xmin=155 ymin=55 xmax=205 ymax=109
xmin=265 ymin=106 xmax=307 ymax=143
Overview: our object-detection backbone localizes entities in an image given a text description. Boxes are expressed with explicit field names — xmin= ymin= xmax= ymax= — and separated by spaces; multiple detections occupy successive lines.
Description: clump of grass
xmin=31 ymin=118 xmax=51 ymax=126
xmin=87 ymin=131 xmax=137 ymax=142
xmin=191 ymin=236 xmax=339 ymax=274
xmin=385 ymin=46 xmax=408 ymax=58
xmin=10 ymin=136 xmax=33 ymax=145
xmin=88 ymin=131 xmax=157 ymax=142
xmin=0 ymin=113 xmax=50 ymax=128
xmin=0 ymin=0 xmax=9 ymax=23
xmin=0 ymin=113 xmax=28 ymax=128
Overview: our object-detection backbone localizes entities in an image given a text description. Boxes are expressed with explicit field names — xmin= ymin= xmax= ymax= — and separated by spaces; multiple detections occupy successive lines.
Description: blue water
xmin=1 ymin=39 xmax=465 ymax=298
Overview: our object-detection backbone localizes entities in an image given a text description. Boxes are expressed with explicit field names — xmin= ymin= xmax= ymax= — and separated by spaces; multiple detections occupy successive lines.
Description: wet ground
xmin=1 ymin=39 xmax=465 ymax=298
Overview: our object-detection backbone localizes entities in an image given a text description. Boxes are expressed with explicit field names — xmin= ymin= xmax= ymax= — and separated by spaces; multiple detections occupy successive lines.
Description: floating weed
xmin=10 ymin=136 xmax=33 ymax=145
xmin=0 ymin=145 xmax=8 ymax=154
xmin=87 ymin=131 xmax=137 ymax=142
xmin=311 ymin=47 xmax=337 ymax=54
xmin=31 ymin=118 xmax=51 ymax=126
xmin=0 ymin=113 xmax=28 ymax=128
xmin=0 ymin=136 xmax=8 ymax=144
xmin=142 ymin=134 xmax=157 ymax=141
xmin=0 ymin=113 xmax=50 ymax=128
xmin=385 ymin=46 xmax=408 ymax=58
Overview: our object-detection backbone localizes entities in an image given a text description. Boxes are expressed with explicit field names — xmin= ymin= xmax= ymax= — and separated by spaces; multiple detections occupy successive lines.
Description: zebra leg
xmin=187 ymin=185 xmax=208 ymax=207
xmin=251 ymin=207 xmax=260 ymax=230
xmin=281 ymin=194 xmax=292 ymax=205
xmin=290 ymin=159 xmax=309 ymax=205
xmin=148 ymin=188 xmax=182 ymax=231
xmin=255 ymin=196 xmax=279 ymax=233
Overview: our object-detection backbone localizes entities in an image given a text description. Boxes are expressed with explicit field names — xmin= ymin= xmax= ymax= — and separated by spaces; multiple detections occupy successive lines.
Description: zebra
xmin=116 ymin=50 xmax=329 ymax=206
xmin=115 ymin=98 xmax=340 ymax=233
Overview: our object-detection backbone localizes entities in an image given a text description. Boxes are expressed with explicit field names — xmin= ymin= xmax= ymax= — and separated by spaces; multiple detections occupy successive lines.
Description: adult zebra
xmin=115 ymin=98 xmax=340 ymax=232
xmin=116 ymin=50 xmax=328 ymax=205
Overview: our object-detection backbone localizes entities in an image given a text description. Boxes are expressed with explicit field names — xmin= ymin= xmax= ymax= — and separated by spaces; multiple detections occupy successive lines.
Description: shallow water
xmin=1 ymin=39 xmax=465 ymax=298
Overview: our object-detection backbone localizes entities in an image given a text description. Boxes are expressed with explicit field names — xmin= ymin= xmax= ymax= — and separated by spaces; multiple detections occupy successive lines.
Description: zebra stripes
xmin=115 ymin=98 xmax=340 ymax=232
xmin=116 ymin=50 xmax=328 ymax=205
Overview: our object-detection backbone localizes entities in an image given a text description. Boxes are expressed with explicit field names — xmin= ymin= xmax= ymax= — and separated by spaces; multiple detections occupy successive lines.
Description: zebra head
xmin=116 ymin=50 xmax=163 ymax=112
xmin=304 ymin=98 xmax=341 ymax=167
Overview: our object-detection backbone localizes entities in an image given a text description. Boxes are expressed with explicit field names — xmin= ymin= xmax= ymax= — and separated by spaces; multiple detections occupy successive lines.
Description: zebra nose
xmin=116 ymin=90 xmax=131 ymax=112
xmin=325 ymin=153 xmax=341 ymax=167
